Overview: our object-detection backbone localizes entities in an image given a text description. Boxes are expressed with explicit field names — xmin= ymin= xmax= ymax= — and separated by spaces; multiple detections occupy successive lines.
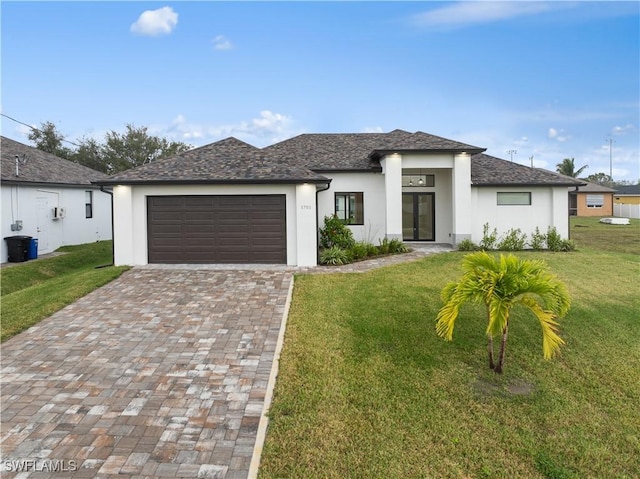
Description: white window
xmin=497 ymin=192 xmax=531 ymax=205
xmin=586 ymin=194 xmax=604 ymax=208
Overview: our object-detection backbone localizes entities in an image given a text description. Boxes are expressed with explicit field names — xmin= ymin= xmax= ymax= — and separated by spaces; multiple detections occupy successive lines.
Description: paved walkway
xmin=0 ymin=244 xmax=451 ymax=478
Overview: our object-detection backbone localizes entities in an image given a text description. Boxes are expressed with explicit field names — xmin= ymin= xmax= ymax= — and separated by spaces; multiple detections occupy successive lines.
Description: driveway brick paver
xmin=1 ymin=269 xmax=292 ymax=478
xmin=1 ymin=244 xmax=449 ymax=478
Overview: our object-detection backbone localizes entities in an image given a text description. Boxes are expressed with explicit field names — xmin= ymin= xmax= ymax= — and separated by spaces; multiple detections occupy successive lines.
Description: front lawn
xmin=1 ymin=241 xmax=129 ymax=341
xmin=259 ymin=222 xmax=640 ymax=478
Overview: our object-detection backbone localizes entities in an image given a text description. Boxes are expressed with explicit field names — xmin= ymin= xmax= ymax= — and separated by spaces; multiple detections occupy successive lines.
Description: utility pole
xmin=506 ymin=149 xmax=517 ymax=162
xmin=606 ymin=138 xmax=614 ymax=180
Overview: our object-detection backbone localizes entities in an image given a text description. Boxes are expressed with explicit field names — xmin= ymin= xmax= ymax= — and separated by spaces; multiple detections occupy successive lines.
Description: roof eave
xmin=472 ymin=181 xmax=587 ymax=187
xmin=93 ymin=178 xmax=331 ymax=186
xmin=2 ymin=179 xmax=105 ymax=188
xmin=369 ymin=147 xmax=486 ymax=160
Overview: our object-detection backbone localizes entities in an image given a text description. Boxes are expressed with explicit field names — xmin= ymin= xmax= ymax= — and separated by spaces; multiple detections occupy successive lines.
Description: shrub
xmin=377 ymin=238 xmax=391 ymax=255
xmin=546 ymin=226 xmax=576 ymax=252
xmin=480 ymin=223 xmax=499 ymax=250
xmin=319 ymin=215 xmax=355 ymax=250
xmin=546 ymin=227 xmax=563 ymax=251
xmin=457 ymin=239 xmax=479 ymax=251
xmin=530 ymin=227 xmax=547 ymax=250
xmin=320 ymin=246 xmax=351 ymax=265
xmin=497 ymin=228 xmax=527 ymax=251
xmin=387 ymin=238 xmax=409 ymax=254
xmin=350 ymin=241 xmax=375 ymax=261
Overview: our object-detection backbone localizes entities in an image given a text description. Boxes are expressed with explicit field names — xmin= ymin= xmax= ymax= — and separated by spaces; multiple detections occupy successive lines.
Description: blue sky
xmin=2 ymin=1 xmax=639 ymax=181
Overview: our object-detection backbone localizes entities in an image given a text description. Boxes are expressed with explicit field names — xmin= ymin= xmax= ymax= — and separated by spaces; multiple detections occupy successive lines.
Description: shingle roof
xmin=573 ymin=181 xmax=617 ymax=193
xmin=471 ymin=153 xmax=585 ymax=186
xmin=1 ymin=136 xmax=108 ymax=186
xmin=264 ymin=129 xmax=485 ymax=171
xmin=100 ymin=137 xmax=329 ymax=185
xmin=614 ymin=184 xmax=640 ymax=195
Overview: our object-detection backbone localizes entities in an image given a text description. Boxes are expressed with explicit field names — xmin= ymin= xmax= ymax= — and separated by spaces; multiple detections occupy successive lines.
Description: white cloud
xmin=611 ymin=124 xmax=636 ymax=136
xmin=548 ymin=127 xmax=570 ymax=142
xmin=152 ymin=111 xmax=301 ymax=147
xmin=131 ymin=7 xmax=178 ymax=36
xmin=411 ymin=1 xmax=565 ymax=29
xmin=212 ymin=35 xmax=233 ymax=51
xmin=361 ymin=126 xmax=384 ymax=133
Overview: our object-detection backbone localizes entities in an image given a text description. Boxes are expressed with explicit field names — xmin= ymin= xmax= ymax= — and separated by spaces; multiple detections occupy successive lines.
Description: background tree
xmin=435 ymin=252 xmax=571 ymax=374
xmin=585 ymin=172 xmax=614 ymax=187
xmin=101 ymin=124 xmax=191 ymax=174
xmin=28 ymin=121 xmax=191 ymax=174
xmin=27 ymin=121 xmax=73 ymax=159
xmin=556 ymin=157 xmax=588 ymax=178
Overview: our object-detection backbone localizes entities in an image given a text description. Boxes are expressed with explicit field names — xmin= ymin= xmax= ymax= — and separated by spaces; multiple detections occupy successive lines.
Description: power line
xmin=1 ymin=113 xmax=81 ymax=148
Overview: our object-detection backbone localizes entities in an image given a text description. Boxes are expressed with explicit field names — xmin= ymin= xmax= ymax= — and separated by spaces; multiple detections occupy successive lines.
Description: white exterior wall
xmin=1 ymin=184 xmax=112 ymax=263
xmin=316 ymin=172 xmax=387 ymax=243
xmin=112 ymin=184 xmax=319 ymax=267
xmin=470 ymin=186 xmax=570 ymax=242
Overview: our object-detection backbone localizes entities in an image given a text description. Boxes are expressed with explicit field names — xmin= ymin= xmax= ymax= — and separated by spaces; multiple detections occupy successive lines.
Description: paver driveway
xmin=1 ymin=268 xmax=293 ymax=478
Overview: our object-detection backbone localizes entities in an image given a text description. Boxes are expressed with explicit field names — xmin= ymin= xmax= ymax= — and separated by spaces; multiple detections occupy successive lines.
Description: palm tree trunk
xmin=494 ymin=322 xmax=509 ymax=374
xmin=487 ymin=335 xmax=495 ymax=369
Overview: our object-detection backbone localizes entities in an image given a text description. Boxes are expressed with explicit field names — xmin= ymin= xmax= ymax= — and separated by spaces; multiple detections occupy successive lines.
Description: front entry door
xmin=402 ymin=193 xmax=435 ymax=241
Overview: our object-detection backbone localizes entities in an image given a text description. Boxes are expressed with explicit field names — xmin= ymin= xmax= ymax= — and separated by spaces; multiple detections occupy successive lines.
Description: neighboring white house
xmin=97 ymin=129 xmax=583 ymax=267
xmin=1 ymin=136 xmax=112 ymax=263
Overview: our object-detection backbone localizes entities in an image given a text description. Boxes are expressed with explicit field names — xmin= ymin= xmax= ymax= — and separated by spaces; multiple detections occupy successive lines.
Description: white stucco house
xmin=96 ymin=129 xmax=583 ymax=267
xmin=1 ymin=136 xmax=112 ymax=263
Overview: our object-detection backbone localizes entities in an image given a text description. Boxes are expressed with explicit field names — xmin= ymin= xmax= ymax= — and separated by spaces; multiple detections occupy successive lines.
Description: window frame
xmin=497 ymin=192 xmax=532 ymax=206
xmin=586 ymin=194 xmax=604 ymax=208
xmin=85 ymin=191 xmax=93 ymax=219
xmin=335 ymin=192 xmax=364 ymax=225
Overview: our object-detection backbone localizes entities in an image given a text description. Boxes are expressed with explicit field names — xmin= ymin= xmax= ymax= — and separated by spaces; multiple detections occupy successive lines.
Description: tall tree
xmin=71 ymin=136 xmax=107 ymax=173
xmin=102 ymin=124 xmax=191 ymax=174
xmin=435 ymin=252 xmax=571 ymax=374
xmin=585 ymin=172 xmax=614 ymax=187
xmin=556 ymin=157 xmax=588 ymax=178
xmin=27 ymin=121 xmax=73 ymax=159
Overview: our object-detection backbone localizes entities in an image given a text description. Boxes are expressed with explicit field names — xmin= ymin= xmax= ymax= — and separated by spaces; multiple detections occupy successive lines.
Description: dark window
xmin=85 ymin=191 xmax=93 ymax=218
xmin=497 ymin=192 xmax=531 ymax=205
xmin=335 ymin=192 xmax=364 ymax=225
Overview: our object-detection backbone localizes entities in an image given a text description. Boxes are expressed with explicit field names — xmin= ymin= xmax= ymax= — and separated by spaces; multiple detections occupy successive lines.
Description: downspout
xmin=96 ymin=185 xmax=114 ymax=268
xmin=316 ymin=181 xmax=332 ymax=264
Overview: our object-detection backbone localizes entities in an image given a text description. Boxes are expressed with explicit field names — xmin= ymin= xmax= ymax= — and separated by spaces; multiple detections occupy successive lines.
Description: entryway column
xmin=382 ymin=153 xmax=403 ymax=240
xmin=452 ymin=153 xmax=472 ymax=244
xmin=296 ymin=183 xmax=318 ymax=266
xmin=113 ymin=185 xmax=134 ymax=266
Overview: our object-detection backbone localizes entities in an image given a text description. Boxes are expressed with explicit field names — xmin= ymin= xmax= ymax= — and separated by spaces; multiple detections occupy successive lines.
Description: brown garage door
xmin=147 ymin=195 xmax=287 ymax=264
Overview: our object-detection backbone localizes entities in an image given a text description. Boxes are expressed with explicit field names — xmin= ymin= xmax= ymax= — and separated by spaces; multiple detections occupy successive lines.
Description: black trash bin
xmin=4 ymin=235 xmax=32 ymax=262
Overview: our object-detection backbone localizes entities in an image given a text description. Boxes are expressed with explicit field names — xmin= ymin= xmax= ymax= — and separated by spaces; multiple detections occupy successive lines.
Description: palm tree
xmin=435 ymin=252 xmax=571 ymax=373
xmin=556 ymin=157 xmax=588 ymax=178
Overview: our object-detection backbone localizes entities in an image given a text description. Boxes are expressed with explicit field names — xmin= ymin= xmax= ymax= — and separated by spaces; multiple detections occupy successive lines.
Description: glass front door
xmin=402 ymin=193 xmax=435 ymax=241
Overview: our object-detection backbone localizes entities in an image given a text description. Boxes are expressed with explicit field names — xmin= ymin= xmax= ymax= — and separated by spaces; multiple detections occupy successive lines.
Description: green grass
xmin=1 ymin=241 xmax=129 ymax=341
xmin=569 ymin=216 xmax=640 ymax=254
xmin=259 ymin=221 xmax=640 ymax=478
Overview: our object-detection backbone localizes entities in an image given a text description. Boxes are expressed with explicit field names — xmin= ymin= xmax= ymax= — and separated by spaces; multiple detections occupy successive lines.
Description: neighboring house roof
xmin=263 ymin=129 xmax=485 ymax=171
xmin=571 ymin=181 xmax=617 ymax=193
xmin=99 ymin=137 xmax=330 ymax=185
xmin=1 ymin=136 xmax=108 ymax=187
xmin=614 ymin=185 xmax=640 ymax=195
xmin=471 ymin=153 xmax=585 ymax=187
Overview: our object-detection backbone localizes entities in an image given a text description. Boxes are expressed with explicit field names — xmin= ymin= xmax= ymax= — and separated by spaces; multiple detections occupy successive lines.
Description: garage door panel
xmin=147 ymin=195 xmax=286 ymax=264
